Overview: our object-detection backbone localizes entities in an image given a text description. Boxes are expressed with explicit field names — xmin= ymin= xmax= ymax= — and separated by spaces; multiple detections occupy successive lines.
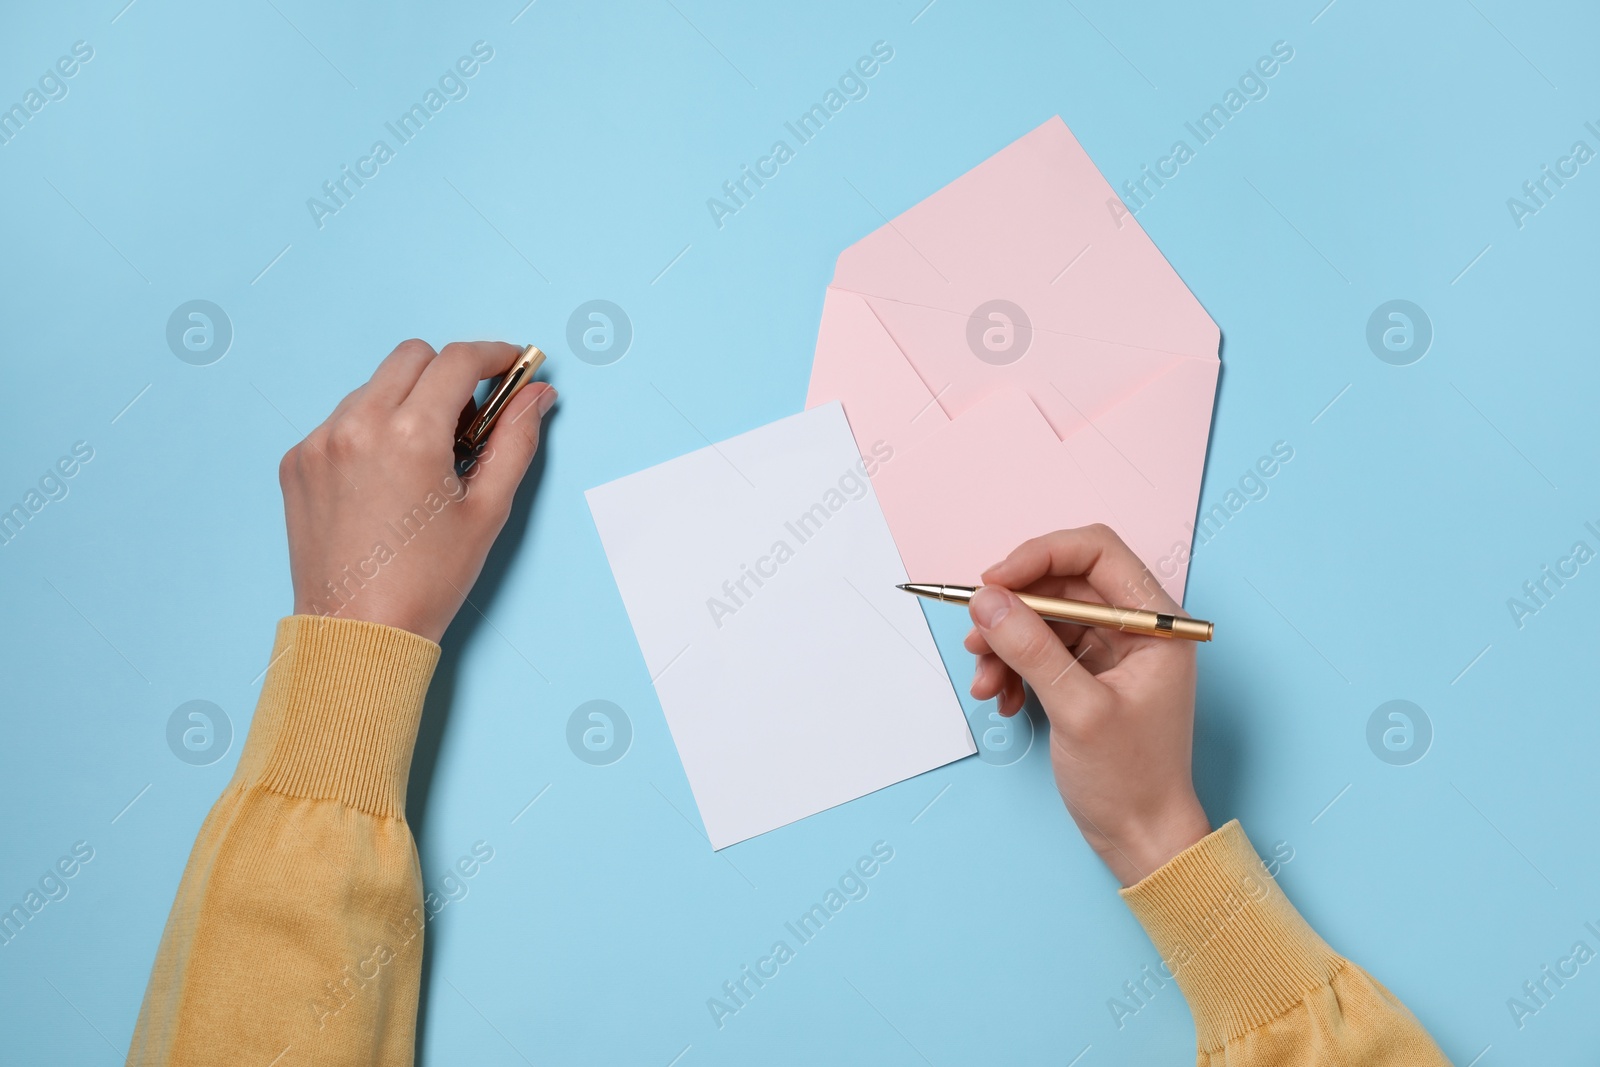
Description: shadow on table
xmin=404 ymin=403 xmax=559 ymax=1064
xmin=1189 ymin=338 xmax=1251 ymax=824
xmin=1193 ymin=658 xmax=1249 ymax=826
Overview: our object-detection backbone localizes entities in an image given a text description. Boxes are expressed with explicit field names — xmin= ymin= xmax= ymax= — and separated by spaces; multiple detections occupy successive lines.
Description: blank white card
xmin=585 ymin=402 xmax=974 ymax=849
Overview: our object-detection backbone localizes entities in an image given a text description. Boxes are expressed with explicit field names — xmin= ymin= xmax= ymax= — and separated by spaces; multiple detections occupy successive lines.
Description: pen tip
xmin=895 ymin=583 xmax=911 ymax=592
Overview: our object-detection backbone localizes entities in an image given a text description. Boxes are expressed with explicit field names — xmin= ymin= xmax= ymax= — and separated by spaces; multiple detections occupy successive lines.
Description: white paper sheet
xmin=585 ymin=402 xmax=975 ymax=849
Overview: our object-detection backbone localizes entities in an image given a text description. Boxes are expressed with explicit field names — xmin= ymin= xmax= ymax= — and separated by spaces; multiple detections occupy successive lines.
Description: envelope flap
xmin=806 ymin=287 xmax=948 ymax=461
xmin=1055 ymin=356 xmax=1220 ymax=592
xmin=870 ymin=387 xmax=1113 ymax=586
xmin=833 ymin=116 xmax=1219 ymax=361
xmin=863 ymin=293 xmax=1201 ymax=442
xmin=1077 ymin=356 xmax=1220 ymax=501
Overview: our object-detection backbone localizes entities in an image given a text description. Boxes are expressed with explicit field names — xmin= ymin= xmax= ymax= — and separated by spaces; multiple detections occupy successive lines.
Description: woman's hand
xmin=280 ymin=339 xmax=556 ymax=643
xmin=964 ymin=525 xmax=1210 ymax=886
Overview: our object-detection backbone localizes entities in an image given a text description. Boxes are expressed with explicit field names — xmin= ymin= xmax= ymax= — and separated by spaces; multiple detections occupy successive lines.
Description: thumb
xmin=469 ymin=383 xmax=556 ymax=509
xmin=968 ymin=585 xmax=1102 ymax=702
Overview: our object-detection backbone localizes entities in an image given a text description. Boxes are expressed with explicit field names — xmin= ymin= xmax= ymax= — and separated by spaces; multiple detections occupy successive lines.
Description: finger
xmin=465 ymin=383 xmax=557 ymax=511
xmin=982 ymin=525 xmax=1180 ymax=613
xmin=997 ymin=673 xmax=1026 ymax=717
xmin=968 ymin=585 xmax=1107 ymax=706
xmin=364 ymin=339 xmax=438 ymax=407
xmin=989 ymin=572 xmax=1102 ymax=612
xmin=406 ymin=341 xmax=524 ymax=421
xmin=970 ymin=652 xmax=1006 ymax=699
xmin=970 ymin=654 xmax=1025 ymax=716
xmin=970 ymin=607 xmax=1121 ymax=663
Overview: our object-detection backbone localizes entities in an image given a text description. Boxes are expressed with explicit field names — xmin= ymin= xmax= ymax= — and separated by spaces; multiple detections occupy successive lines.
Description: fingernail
xmin=536 ymin=387 xmax=558 ymax=416
xmin=969 ymin=585 xmax=1011 ymax=629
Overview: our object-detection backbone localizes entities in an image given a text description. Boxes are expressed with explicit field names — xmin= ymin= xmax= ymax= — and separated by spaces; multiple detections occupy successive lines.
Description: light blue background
xmin=3 ymin=1 xmax=1597 ymax=1063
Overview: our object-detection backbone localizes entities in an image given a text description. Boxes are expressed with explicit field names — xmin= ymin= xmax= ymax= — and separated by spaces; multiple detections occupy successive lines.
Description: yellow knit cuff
xmin=235 ymin=615 xmax=440 ymax=820
xmin=1119 ymin=820 xmax=1344 ymax=1053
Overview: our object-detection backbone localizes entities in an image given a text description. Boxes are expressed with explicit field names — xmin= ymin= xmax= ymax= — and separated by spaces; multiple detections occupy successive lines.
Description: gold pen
xmin=455 ymin=344 xmax=547 ymax=455
xmin=898 ymin=582 xmax=1214 ymax=642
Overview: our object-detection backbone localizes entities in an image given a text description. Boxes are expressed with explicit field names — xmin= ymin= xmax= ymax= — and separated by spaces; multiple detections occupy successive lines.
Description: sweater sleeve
xmin=128 ymin=616 xmax=440 ymax=1067
xmin=1119 ymin=821 xmax=1449 ymax=1067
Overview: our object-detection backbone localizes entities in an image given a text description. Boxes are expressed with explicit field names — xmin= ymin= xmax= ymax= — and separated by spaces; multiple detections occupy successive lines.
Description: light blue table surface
xmin=3 ymin=1 xmax=1598 ymax=1062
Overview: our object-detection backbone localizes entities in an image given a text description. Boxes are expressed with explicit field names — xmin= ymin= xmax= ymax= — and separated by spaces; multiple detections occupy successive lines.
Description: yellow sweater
xmin=128 ymin=616 xmax=1449 ymax=1065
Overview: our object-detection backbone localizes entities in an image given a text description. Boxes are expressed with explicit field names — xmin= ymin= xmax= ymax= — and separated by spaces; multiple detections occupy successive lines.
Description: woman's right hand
xmin=963 ymin=525 xmax=1211 ymax=886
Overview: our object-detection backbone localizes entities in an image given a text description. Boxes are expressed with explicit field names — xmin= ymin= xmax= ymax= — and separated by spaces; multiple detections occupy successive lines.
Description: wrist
xmin=1089 ymin=796 xmax=1211 ymax=888
xmin=293 ymin=585 xmax=448 ymax=644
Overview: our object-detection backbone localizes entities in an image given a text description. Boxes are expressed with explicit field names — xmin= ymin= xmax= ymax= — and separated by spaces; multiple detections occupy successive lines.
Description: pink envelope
xmin=806 ymin=116 xmax=1219 ymax=601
